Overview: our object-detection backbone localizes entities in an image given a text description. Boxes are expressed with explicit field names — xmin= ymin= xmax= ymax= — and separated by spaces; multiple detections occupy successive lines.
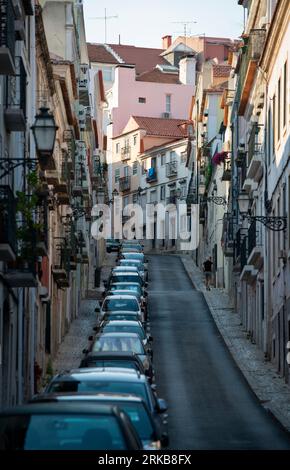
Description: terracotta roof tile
xmin=136 ymin=68 xmax=180 ymax=84
xmin=108 ymin=44 xmax=169 ymax=75
xmin=212 ymin=64 xmax=232 ymax=77
xmin=132 ymin=116 xmax=188 ymax=138
xmin=87 ymin=44 xmax=119 ymax=64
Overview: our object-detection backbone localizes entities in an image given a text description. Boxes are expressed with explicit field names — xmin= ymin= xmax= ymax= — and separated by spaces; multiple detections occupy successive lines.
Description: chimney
xmin=179 ymin=55 xmax=196 ymax=87
xmin=162 ymin=35 xmax=172 ymax=50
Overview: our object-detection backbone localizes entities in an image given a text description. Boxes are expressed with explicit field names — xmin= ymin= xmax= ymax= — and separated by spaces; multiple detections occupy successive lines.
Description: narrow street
xmin=148 ymin=255 xmax=290 ymax=450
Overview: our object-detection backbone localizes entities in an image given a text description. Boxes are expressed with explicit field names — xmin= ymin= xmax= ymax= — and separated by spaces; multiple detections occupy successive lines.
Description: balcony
xmin=0 ymin=0 xmax=16 ymax=74
xmin=221 ymin=157 xmax=231 ymax=181
xmin=4 ymin=57 xmax=26 ymax=131
xmin=4 ymin=259 xmax=37 ymax=287
xmin=146 ymin=167 xmax=157 ymax=183
xmin=119 ymin=176 xmax=131 ymax=193
xmin=221 ymin=213 xmax=234 ymax=257
xmin=166 ymin=161 xmax=178 ymax=178
xmin=247 ymin=220 xmax=263 ymax=269
xmin=0 ymin=185 xmax=17 ymax=261
xmin=166 ymin=195 xmax=177 ymax=205
xmin=121 ymin=146 xmax=131 ymax=161
xmin=79 ymin=64 xmax=90 ymax=106
xmin=55 ymin=157 xmax=70 ymax=204
xmin=52 ymin=245 xmax=70 ymax=288
xmin=237 ymin=29 xmax=266 ymax=115
xmin=45 ymin=170 xmax=59 ymax=186
xmin=247 ymin=144 xmax=263 ymax=183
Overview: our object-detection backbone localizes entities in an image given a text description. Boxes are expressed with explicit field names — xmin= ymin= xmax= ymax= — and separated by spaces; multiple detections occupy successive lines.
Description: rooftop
xmin=132 ymin=116 xmax=188 ymax=138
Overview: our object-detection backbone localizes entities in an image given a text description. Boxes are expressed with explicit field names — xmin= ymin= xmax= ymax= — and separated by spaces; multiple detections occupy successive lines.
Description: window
xmin=160 ymin=185 xmax=165 ymax=200
xmin=267 ymin=107 xmax=272 ymax=165
xmin=151 ymin=157 xmax=157 ymax=169
xmin=142 ymin=161 xmax=147 ymax=174
xmin=150 ymin=190 xmax=157 ymax=203
xmin=115 ymin=168 xmax=120 ymax=183
xmin=160 ymin=153 xmax=165 ymax=166
xmin=170 ymin=151 xmax=175 ymax=162
xmin=123 ymin=196 xmax=129 ymax=208
xmin=133 ymin=134 xmax=137 ymax=146
xmin=124 ymin=138 xmax=130 ymax=149
xmin=124 ymin=166 xmax=129 ymax=177
xmin=132 ymin=161 xmax=138 ymax=175
xmin=138 ymin=97 xmax=146 ymax=103
xmin=283 ymin=61 xmax=287 ymax=128
xmin=116 ymin=143 xmax=120 ymax=153
xmin=278 ymin=78 xmax=281 ymax=141
xmin=180 ymin=184 xmax=187 ymax=198
xmin=133 ymin=193 xmax=138 ymax=204
xmin=103 ymin=67 xmax=113 ymax=81
xmin=181 ymin=151 xmax=187 ymax=163
xmin=166 ymin=94 xmax=171 ymax=113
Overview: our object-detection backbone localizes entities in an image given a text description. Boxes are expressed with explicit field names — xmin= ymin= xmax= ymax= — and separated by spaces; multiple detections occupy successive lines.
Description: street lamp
xmin=204 ymin=196 xmax=227 ymax=206
xmin=31 ymin=107 xmax=58 ymax=160
xmin=237 ymin=190 xmax=287 ymax=232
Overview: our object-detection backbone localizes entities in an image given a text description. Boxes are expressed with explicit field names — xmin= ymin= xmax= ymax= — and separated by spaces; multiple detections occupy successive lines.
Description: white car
xmin=100 ymin=295 xmax=145 ymax=322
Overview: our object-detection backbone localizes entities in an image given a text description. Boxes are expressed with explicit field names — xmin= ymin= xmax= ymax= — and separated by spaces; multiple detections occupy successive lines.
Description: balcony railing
xmin=248 ymin=220 xmax=256 ymax=256
xmin=4 ymin=57 xmax=26 ymax=131
xmin=146 ymin=167 xmax=157 ymax=183
xmin=0 ymin=185 xmax=17 ymax=261
xmin=79 ymin=64 xmax=89 ymax=106
xmin=121 ymin=146 xmax=131 ymax=161
xmin=166 ymin=161 xmax=178 ymax=177
xmin=119 ymin=176 xmax=131 ymax=193
xmin=0 ymin=0 xmax=16 ymax=74
xmin=52 ymin=244 xmax=70 ymax=288
xmin=240 ymin=236 xmax=248 ymax=271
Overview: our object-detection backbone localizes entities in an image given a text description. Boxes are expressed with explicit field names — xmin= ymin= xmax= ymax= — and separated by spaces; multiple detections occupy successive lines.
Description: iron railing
xmin=119 ymin=176 xmax=131 ymax=192
xmin=0 ymin=185 xmax=17 ymax=253
xmin=240 ymin=236 xmax=248 ymax=270
xmin=5 ymin=56 xmax=26 ymax=112
xmin=248 ymin=219 xmax=256 ymax=255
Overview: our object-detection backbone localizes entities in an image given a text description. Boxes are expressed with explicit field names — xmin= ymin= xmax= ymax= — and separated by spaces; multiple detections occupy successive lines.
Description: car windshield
xmin=0 ymin=414 xmax=126 ymax=450
xmin=49 ymin=382 xmax=149 ymax=407
xmin=110 ymin=284 xmax=142 ymax=295
xmin=103 ymin=325 xmax=145 ymax=340
xmin=85 ymin=360 xmax=140 ymax=371
xmin=111 ymin=275 xmax=142 ymax=285
xmin=122 ymin=254 xmax=144 ymax=261
xmin=120 ymin=262 xmax=144 ymax=271
xmin=92 ymin=336 xmax=144 ymax=354
xmin=103 ymin=299 xmax=139 ymax=312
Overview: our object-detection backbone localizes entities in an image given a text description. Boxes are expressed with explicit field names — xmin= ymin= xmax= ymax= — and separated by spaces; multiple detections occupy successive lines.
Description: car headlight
xmin=143 ymin=441 xmax=161 ymax=450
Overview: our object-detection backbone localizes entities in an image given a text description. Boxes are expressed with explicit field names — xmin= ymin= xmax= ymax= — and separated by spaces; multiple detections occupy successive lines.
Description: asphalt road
xmin=148 ymin=255 xmax=290 ymax=450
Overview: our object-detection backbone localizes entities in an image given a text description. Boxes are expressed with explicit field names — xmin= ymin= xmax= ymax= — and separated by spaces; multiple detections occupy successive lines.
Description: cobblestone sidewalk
xmin=181 ymin=255 xmax=290 ymax=432
xmin=52 ymin=253 xmax=116 ymax=374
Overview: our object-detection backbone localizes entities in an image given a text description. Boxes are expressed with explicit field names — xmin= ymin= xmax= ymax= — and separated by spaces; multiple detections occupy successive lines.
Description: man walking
xmin=203 ymin=256 xmax=213 ymax=291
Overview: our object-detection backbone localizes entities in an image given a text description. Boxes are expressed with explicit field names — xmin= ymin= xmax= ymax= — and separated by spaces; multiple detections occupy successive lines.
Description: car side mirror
xmin=157 ymin=398 xmax=168 ymax=413
xmin=145 ymin=282 xmax=148 ymax=288
xmin=147 ymin=334 xmax=153 ymax=342
xmin=93 ymin=326 xmax=99 ymax=332
xmin=88 ymin=335 xmax=94 ymax=341
xmin=82 ymin=348 xmax=89 ymax=355
xmin=103 ymin=280 xmax=108 ymax=288
xmin=151 ymin=384 xmax=157 ymax=392
xmin=95 ymin=306 xmax=100 ymax=313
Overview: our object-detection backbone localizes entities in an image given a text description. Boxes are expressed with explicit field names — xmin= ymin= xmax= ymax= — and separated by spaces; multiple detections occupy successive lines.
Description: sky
xmin=83 ymin=0 xmax=245 ymax=48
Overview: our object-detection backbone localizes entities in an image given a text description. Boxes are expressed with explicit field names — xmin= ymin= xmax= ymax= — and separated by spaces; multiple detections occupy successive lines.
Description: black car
xmin=31 ymin=393 xmax=169 ymax=450
xmin=0 ymin=402 xmax=142 ymax=450
xmin=45 ymin=369 xmax=168 ymax=418
xmin=79 ymin=351 xmax=148 ymax=376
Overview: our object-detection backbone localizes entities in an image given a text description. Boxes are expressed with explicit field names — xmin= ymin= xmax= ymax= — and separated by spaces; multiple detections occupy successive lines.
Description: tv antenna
xmin=172 ymin=20 xmax=197 ymax=38
xmin=89 ymin=8 xmax=118 ymax=43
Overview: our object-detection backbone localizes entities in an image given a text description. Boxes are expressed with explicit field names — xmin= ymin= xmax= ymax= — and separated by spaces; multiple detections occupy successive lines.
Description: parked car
xmin=31 ymin=393 xmax=168 ymax=450
xmin=45 ymin=369 xmax=168 ymax=419
xmin=106 ymin=239 xmax=121 ymax=253
xmin=79 ymin=351 xmax=148 ymax=377
xmin=102 ymin=311 xmax=143 ymax=323
xmin=99 ymin=320 xmax=153 ymax=352
xmin=99 ymin=295 xmax=145 ymax=322
xmin=109 ymin=282 xmax=148 ymax=300
xmin=118 ymin=260 xmax=148 ymax=281
xmin=107 ymin=272 xmax=147 ymax=289
xmin=105 ymin=290 xmax=147 ymax=318
xmin=0 ymin=402 xmax=142 ymax=450
xmin=120 ymin=242 xmax=143 ymax=252
xmin=89 ymin=332 xmax=153 ymax=378
xmin=119 ymin=252 xmax=148 ymax=267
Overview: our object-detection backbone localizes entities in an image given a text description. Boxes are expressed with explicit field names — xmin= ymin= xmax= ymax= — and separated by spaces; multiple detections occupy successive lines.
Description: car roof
xmin=83 ymin=351 xmax=142 ymax=361
xmin=33 ymin=393 xmax=144 ymax=404
xmin=52 ymin=368 xmax=146 ymax=382
xmin=102 ymin=321 xmax=142 ymax=327
xmin=112 ymin=273 xmax=140 ymax=277
xmin=110 ymin=283 xmax=141 ymax=287
xmin=103 ymin=295 xmax=138 ymax=301
xmin=96 ymin=332 xmax=140 ymax=339
xmin=104 ymin=310 xmax=141 ymax=316
xmin=0 ymin=402 xmax=119 ymax=416
xmin=108 ymin=291 xmax=141 ymax=297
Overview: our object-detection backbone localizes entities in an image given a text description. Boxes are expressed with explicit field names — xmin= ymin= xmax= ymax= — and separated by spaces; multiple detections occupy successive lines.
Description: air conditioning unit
xmin=162 ymin=112 xmax=171 ymax=119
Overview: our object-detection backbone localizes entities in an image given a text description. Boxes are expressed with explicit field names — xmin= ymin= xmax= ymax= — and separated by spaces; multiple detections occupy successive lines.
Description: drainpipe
xmin=195 ymin=99 xmax=199 ymax=266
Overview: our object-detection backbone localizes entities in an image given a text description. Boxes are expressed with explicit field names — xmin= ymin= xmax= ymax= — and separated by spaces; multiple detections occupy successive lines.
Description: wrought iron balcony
xmin=146 ymin=167 xmax=157 ymax=183
xmin=52 ymin=244 xmax=70 ymax=288
xmin=166 ymin=195 xmax=177 ymax=205
xmin=247 ymin=143 xmax=263 ymax=183
xmin=0 ymin=185 xmax=17 ymax=261
xmin=240 ymin=235 xmax=248 ymax=271
xmin=0 ymin=0 xmax=16 ymax=74
xmin=4 ymin=56 xmax=26 ymax=131
xmin=166 ymin=161 xmax=178 ymax=177
xmin=119 ymin=176 xmax=131 ymax=193
xmin=221 ymin=213 xmax=234 ymax=257
xmin=4 ymin=259 xmax=37 ymax=287
xmin=121 ymin=146 xmax=131 ymax=161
